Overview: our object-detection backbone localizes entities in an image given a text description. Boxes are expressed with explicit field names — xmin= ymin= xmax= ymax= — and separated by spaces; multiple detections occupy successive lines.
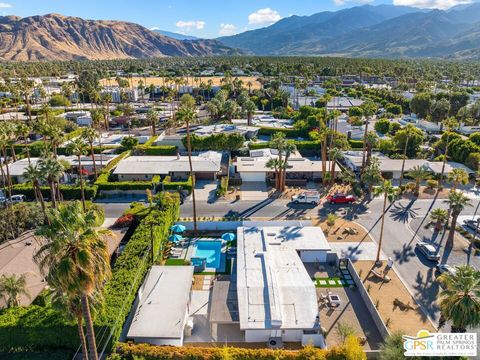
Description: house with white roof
xmin=193 ymin=124 xmax=259 ymax=139
xmin=113 ymin=151 xmax=223 ymax=181
xmin=126 ymin=266 xmax=194 ymax=346
xmin=236 ymin=222 xmax=328 ymax=344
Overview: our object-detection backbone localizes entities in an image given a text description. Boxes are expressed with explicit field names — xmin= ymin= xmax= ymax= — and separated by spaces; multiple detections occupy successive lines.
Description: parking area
xmin=193 ymin=180 xmax=218 ymax=202
xmin=240 ymin=182 xmax=269 ymax=200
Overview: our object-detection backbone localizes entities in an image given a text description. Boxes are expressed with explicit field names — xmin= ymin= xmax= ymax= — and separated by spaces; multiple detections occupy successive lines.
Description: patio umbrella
xmin=221 ymin=233 xmax=235 ymax=241
xmin=168 ymin=234 xmax=183 ymax=243
xmin=170 ymin=224 xmax=186 ymax=233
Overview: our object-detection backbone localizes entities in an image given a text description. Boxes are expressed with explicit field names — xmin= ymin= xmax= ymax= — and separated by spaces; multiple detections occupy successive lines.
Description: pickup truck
xmin=291 ymin=191 xmax=320 ymax=205
xmin=327 ymin=193 xmax=356 ymax=204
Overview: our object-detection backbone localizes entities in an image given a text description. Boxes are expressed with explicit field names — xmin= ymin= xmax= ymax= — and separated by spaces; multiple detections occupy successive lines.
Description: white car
xmin=291 ymin=191 xmax=320 ymax=205
xmin=436 ymin=264 xmax=457 ymax=276
xmin=415 ymin=241 xmax=440 ymax=262
xmin=1 ymin=194 xmax=25 ymax=205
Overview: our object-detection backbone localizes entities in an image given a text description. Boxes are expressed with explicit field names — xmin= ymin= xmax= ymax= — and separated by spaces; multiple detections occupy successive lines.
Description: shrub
xmin=465 ymin=152 xmax=480 ymax=171
xmin=348 ymin=139 xmax=364 ymax=149
xmin=133 ymin=145 xmax=177 ymax=156
xmin=374 ymin=119 xmax=391 ymax=134
xmin=0 ymin=203 xmax=44 ymax=244
xmin=12 ymin=184 xmax=97 ymax=201
xmin=162 ymin=176 xmax=193 ymax=192
xmin=112 ymin=213 xmax=135 ymax=229
xmin=426 ymin=179 xmax=438 ymax=190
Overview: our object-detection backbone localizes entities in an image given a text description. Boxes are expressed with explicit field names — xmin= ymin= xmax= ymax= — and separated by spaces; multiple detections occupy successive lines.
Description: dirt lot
xmin=314 ymin=219 xmax=372 ymax=243
xmin=414 ymin=186 xmax=451 ymax=200
xmin=101 ymin=76 xmax=263 ymax=90
xmin=353 ymin=261 xmax=436 ymax=335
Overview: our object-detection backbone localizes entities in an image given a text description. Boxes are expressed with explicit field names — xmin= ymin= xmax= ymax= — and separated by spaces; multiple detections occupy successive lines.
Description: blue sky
xmin=0 ymin=0 xmax=475 ymax=38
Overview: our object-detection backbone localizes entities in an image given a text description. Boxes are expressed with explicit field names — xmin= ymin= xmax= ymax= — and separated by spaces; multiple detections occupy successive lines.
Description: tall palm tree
xmin=398 ymin=125 xmax=415 ymax=187
xmin=448 ymin=168 xmax=469 ymax=192
xmin=266 ymin=158 xmax=282 ymax=190
xmin=15 ymin=122 xmax=31 ymax=164
xmin=406 ymin=165 xmax=431 ymax=196
xmin=39 ymin=157 xmax=64 ymax=209
xmin=146 ymin=109 xmax=158 ymax=136
xmin=439 ymin=118 xmax=459 ymax=187
xmin=176 ymin=101 xmax=198 ymax=232
xmin=82 ymin=127 xmax=99 ymax=180
xmin=364 ymin=130 xmax=378 ymax=167
xmin=328 ymin=147 xmax=343 ymax=185
xmin=35 ymin=201 xmax=111 ymax=360
xmin=430 ymin=208 xmax=448 ymax=232
xmin=361 ymin=157 xmax=383 ymax=199
xmin=439 ymin=265 xmax=480 ymax=332
xmin=373 ymin=180 xmax=398 ymax=264
xmin=244 ymin=100 xmax=257 ymax=127
xmin=67 ymin=138 xmax=89 ymax=211
xmin=23 ymin=163 xmax=48 ymax=221
xmin=0 ymin=274 xmax=30 ymax=308
xmin=0 ymin=124 xmax=13 ymax=200
xmin=280 ymin=141 xmax=297 ymax=192
xmin=271 ymin=132 xmax=287 ymax=191
xmin=444 ymin=191 xmax=472 ymax=245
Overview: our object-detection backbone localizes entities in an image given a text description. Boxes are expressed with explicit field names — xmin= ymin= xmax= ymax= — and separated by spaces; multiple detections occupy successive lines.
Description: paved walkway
xmin=328 ymin=242 xmax=385 ymax=261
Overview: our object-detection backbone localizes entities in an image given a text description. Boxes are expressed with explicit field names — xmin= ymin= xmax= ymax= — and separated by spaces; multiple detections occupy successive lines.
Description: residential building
xmin=113 ymin=151 xmax=223 ymax=181
xmin=327 ymin=97 xmax=364 ymax=112
xmin=193 ymin=124 xmax=259 ymax=139
xmin=236 ymin=222 xmax=328 ymax=344
xmin=126 ymin=266 xmax=194 ymax=346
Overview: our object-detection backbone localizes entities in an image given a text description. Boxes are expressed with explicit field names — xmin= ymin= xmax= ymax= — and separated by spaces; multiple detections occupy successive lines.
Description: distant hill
xmin=153 ymin=29 xmax=199 ymax=41
xmin=0 ymin=14 xmax=238 ymax=61
xmin=217 ymin=3 xmax=480 ymax=59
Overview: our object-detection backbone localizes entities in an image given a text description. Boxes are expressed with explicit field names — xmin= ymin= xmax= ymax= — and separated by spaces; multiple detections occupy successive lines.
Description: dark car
xmin=416 ymin=242 xmax=440 ymax=262
xmin=327 ymin=193 xmax=356 ymax=204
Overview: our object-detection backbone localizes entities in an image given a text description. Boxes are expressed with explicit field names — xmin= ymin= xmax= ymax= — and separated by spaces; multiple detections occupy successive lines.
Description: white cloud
xmin=219 ymin=23 xmax=237 ymax=36
xmin=150 ymin=26 xmax=160 ymax=30
xmin=0 ymin=2 xmax=12 ymax=8
xmin=392 ymin=0 xmax=473 ymax=9
xmin=248 ymin=8 xmax=282 ymax=25
xmin=175 ymin=20 xmax=206 ymax=32
xmin=334 ymin=0 xmax=373 ymax=6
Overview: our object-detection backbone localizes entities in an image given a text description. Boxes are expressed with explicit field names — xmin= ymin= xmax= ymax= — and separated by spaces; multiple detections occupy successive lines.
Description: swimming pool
xmin=193 ymin=240 xmax=223 ymax=269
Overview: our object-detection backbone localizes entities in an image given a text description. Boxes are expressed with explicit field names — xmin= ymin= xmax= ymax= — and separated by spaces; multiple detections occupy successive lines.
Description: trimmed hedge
xmin=134 ymin=145 xmax=177 ymax=156
xmin=257 ymin=127 xmax=305 ymax=138
xmin=249 ymin=140 xmax=320 ymax=154
xmin=0 ymin=194 xmax=180 ymax=353
xmin=162 ymin=176 xmax=193 ymax=192
xmin=348 ymin=139 xmax=364 ymax=149
xmin=111 ymin=341 xmax=364 ymax=360
xmin=12 ymin=184 xmax=97 ymax=200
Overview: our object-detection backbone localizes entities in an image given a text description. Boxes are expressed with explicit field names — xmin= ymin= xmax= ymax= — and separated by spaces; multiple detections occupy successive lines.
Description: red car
xmin=327 ymin=193 xmax=356 ymax=204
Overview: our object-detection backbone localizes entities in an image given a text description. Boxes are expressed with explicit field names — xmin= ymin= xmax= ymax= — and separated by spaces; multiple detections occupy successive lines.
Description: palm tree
xmin=373 ymin=180 xmax=398 ymax=264
xmin=15 ymin=122 xmax=31 ymax=164
xmin=176 ymin=99 xmax=198 ymax=232
xmin=23 ymin=164 xmax=48 ymax=221
xmin=35 ymin=201 xmax=111 ymax=360
xmin=364 ymin=130 xmax=378 ymax=167
xmin=146 ymin=109 xmax=158 ymax=136
xmin=266 ymin=158 xmax=281 ymax=190
xmin=430 ymin=208 xmax=448 ymax=232
xmin=361 ymin=157 xmax=383 ymax=199
xmin=223 ymin=99 xmax=238 ymax=122
xmin=0 ymin=126 xmax=13 ymax=200
xmin=67 ymin=138 xmax=89 ymax=211
xmin=244 ymin=100 xmax=257 ymax=127
xmin=438 ymin=265 xmax=480 ymax=332
xmin=398 ymin=125 xmax=415 ymax=187
xmin=280 ymin=141 xmax=297 ymax=192
xmin=270 ymin=132 xmax=287 ymax=191
xmin=81 ymin=127 xmax=98 ymax=180
xmin=444 ymin=191 xmax=472 ymax=245
xmin=328 ymin=147 xmax=343 ymax=185
xmin=0 ymin=274 xmax=30 ymax=308
xmin=406 ymin=165 xmax=431 ymax=196
xmin=39 ymin=157 xmax=64 ymax=209
xmin=448 ymin=168 xmax=469 ymax=192
xmin=439 ymin=118 xmax=459 ymax=187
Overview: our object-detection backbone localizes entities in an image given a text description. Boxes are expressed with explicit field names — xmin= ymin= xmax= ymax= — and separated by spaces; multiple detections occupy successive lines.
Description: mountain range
xmin=153 ymin=29 xmax=199 ymax=41
xmin=0 ymin=14 xmax=237 ymax=61
xmin=217 ymin=3 xmax=480 ymax=59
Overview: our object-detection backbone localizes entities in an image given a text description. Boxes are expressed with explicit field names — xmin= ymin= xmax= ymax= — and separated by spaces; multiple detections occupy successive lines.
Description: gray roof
xmin=113 ymin=152 xmax=222 ymax=175
xmin=127 ymin=266 xmax=194 ymax=339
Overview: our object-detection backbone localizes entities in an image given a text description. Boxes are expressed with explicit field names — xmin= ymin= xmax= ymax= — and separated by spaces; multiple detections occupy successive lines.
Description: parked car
xmin=327 ymin=193 xmax=355 ymax=204
xmin=415 ymin=242 xmax=440 ymax=262
xmin=292 ymin=191 xmax=320 ymax=205
xmin=0 ymin=194 xmax=25 ymax=205
xmin=463 ymin=219 xmax=479 ymax=231
xmin=436 ymin=263 xmax=457 ymax=276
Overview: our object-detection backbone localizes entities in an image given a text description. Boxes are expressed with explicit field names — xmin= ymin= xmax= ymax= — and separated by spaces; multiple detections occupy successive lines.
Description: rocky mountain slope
xmin=0 ymin=14 xmax=237 ymax=61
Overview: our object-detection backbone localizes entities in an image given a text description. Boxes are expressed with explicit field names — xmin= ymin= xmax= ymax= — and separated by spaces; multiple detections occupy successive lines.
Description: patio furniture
xmin=171 ymin=224 xmax=186 ymax=233
xmin=221 ymin=233 xmax=236 ymax=241
xmin=168 ymin=234 xmax=183 ymax=243
xmin=371 ymin=269 xmax=391 ymax=282
xmin=328 ymin=294 xmax=341 ymax=307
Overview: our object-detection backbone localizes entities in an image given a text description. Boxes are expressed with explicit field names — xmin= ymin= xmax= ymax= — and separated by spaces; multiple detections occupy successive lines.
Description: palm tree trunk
xmin=186 ymin=120 xmax=197 ymax=233
xmin=1 ymin=146 xmax=12 ymax=200
xmin=361 ymin=116 xmax=370 ymax=172
xmin=439 ymin=134 xmax=450 ymax=187
xmin=331 ymin=160 xmax=337 ymax=185
xmin=321 ymin=139 xmax=327 ymax=187
xmin=81 ymin=295 xmax=98 ymax=360
xmin=10 ymin=145 xmax=17 ymax=162
xmin=49 ymin=181 xmax=57 ymax=209
xmin=76 ymin=313 xmax=88 ymax=360
xmin=376 ymin=194 xmax=388 ymax=263
xmin=399 ymin=136 xmax=409 ymax=187
xmin=447 ymin=213 xmax=458 ymax=245
xmin=78 ymin=155 xmax=86 ymax=211
xmin=90 ymin=144 xmax=97 ymax=180
xmin=24 ymin=139 xmax=31 ymax=164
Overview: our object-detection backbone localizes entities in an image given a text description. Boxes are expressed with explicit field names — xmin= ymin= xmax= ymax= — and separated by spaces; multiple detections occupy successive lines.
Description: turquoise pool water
xmin=193 ymin=240 xmax=222 ymax=269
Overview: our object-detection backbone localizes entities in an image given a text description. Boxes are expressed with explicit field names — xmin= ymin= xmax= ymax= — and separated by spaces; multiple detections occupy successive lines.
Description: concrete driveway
xmin=240 ymin=182 xmax=269 ymax=200
xmin=193 ymin=180 xmax=218 ymax=203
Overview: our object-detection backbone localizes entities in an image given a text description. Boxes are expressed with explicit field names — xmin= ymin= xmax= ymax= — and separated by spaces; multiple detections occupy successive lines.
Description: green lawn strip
xmin=314 ymin=277 xmax=345 ymax=288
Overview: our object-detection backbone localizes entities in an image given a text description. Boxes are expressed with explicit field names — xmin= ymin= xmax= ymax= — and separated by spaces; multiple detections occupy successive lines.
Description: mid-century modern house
xmin=113 ymin=151 xmax=223 ymax=181
xmin=193 ymin=124 xmax=259 ymax=140
xmin=126 ymin=266 xmax=194 ymax=346
xmin=236 ymin=148 xmax=337 ymax=183
xmin=236 ymin=222 xmax=329 ymax=345
xmin=342 ymin=151 xmax=474 ymax=179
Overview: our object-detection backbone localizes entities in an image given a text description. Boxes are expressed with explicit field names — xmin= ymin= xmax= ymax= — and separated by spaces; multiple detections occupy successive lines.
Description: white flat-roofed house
xmin=127 ymin=266 xmax=194 ymax=346
xmin=193 ymin=124 xmax=259 ymax=140
xmin=236 ymin=148 xmax=338 ymax=183
xmin=327 ymin=97 xmax=364 ymax=112
xmin=113 ymin=151 xmax=222 ymax=181
xmin=236 ymin=222 xmax=329 ymax=344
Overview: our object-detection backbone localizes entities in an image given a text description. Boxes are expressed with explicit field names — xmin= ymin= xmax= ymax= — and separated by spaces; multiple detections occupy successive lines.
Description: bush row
xmin=257 ymin=127 xmax=305 ymax=138
xmin=12 ymin=184 xmax=97 ymax=200
xmin=161 ymin=176 xmax=193 ymax=192
xmin=249 ymin=140 xmax=321 ymax=154
xmin=0 ymin=194 xmax=180 ymax=353
xmin=133 ymin=145 xmax=177 ymax=156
